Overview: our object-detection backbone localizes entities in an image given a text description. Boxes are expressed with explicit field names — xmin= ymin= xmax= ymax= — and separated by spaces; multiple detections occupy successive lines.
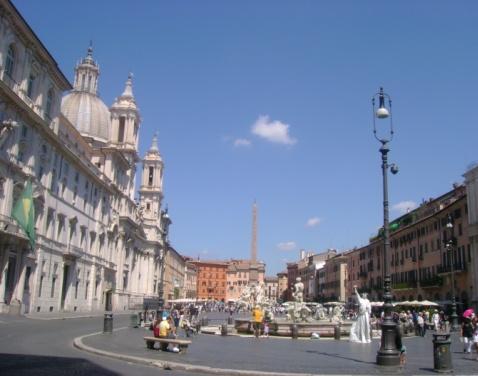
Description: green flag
xmin=12 ymin=180 xmax=35 ymax=249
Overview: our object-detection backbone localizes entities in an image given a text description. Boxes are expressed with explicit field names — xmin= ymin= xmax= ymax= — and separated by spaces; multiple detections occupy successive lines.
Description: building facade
xmin=183 ymin=260 xmax=197 ymax=299
xmin=0 ymin=1 xmax=169 ymax=315
xmin=225 ymin=259 xmax=265 ymax=302
xmin=276 ymin=271 xmax=288 ymax=302
xmin=318 ymin=254 xmax=348 ymax=302
xmin=264 ymin=276 xmax=278 ymax=301
xmin=192 ymin=260 xmax=227 ymax=301
xmin=464 ymin=166 xmax=478 ymax=310
xmin=346 ymin=185 xmax=471 ymax=308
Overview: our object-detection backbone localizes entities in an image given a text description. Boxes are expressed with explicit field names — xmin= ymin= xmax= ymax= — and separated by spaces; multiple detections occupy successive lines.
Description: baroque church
xmin=0 ymin=0 xmax=168 ymax=315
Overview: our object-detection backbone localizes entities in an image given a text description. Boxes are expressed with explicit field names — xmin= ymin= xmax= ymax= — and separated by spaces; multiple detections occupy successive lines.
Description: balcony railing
xmin=0 ymin=213 xmax=27 ymax=240
xmin=437 ymin=263 xmax=467 ymax=274
xmin=420 ymin=276 xmax=443 ymax=288
xmin=392 ymin=280 xmax=417 ymax=290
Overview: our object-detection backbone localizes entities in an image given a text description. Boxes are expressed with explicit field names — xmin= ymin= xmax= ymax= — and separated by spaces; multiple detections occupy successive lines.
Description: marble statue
xmin=292 ymin=277 xmax=304 ymax=303
xmin=287 ymin=277 xmax=312 ymax=322
xmin=349 ymin=287 xmax=372 ymax=343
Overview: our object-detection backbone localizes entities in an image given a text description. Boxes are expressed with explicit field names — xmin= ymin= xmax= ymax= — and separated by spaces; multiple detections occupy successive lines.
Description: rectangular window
xmin=85 ymin=282 xmax=89 ymax=300
xmin=148 ymin=166 xmax=154 ymax=186
xmin=39 ymin=276 xmax=43 ymax=297
xmin=50 ymin=169 xmax=56 ymax=190
xmin=118 ymin=117 xmax=125 ymax=142
xmin=24 ymin=266 xmax=32 ymax=292
xmin=51 ymin=277 xmax=56 ymax=298
xmin=75 ymin=280 xmax=79 ymax=299
xmin=27 ymin=74 xmax=35 ymax=98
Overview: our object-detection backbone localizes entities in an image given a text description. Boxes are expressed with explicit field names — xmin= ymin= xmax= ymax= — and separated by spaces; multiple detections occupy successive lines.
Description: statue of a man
xmin=349 ymin=287 xmax=372 ymax=343
xmin=293 ymin=277 xmax=304 ymax=303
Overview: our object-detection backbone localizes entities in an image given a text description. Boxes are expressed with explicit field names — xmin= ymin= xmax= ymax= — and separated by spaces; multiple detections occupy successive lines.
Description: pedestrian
xmin=252 ymin=305 xmax=263 ymax=338
xmin=432 ymin=309 xmax=440 ymax=332
xmin=263 ymin=321 xmax=270 ymax=338
xmin=462 ymin=317 xmax=474 ymax=354
xmin=417 ymin=313 xmax=425 ymax=337
xmin=396 ymin=316 xmax=407 ymax=366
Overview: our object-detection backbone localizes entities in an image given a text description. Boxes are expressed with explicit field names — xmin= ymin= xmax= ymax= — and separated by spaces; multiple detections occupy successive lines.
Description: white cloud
xmin=251 ymin=115 xmax=297 ymax=145
xmin=277 ymin=241 xmax=297 ymax=251
xmin=233 ymin=138 xmax=252 ymax=147
xmin=306 ymin=217 xmax=321 ymax=227
xmin=392 ymin=201 xmax=418 ymax=215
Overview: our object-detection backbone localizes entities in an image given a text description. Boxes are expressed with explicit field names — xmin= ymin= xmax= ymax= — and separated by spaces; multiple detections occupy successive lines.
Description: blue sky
xmin=14 ymin=1 xmax=478 ymax=274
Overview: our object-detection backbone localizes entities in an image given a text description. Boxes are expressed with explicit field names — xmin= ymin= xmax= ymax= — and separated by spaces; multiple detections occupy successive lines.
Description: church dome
xmin=60 ymin=46 xmax=111 ymax=143
xmin=62 ymin=92 xmax=111 ymax=142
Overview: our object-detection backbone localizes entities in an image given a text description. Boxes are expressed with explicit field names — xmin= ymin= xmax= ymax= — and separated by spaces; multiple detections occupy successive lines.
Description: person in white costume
xmin=349 ymin=287 xmax=372 ymax=343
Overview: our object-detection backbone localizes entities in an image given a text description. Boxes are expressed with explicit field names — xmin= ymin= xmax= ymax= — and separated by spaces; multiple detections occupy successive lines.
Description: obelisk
xmin=249 ymin=201 xmax=259 ymax=283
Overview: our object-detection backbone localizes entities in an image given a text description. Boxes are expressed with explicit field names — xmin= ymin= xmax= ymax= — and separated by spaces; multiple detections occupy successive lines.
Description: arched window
xmin=5 ymin=45 xmax=15 ymax=77
xmin=45 ymin=89 xmax=54 ymax=118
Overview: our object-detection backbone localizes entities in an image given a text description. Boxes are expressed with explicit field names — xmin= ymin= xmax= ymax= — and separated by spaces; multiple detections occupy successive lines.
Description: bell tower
xmin=139 ymin=133 xmax=164 ymax=231
xmin=73 ymin=44 xmax=99 ymax=95
xmin=110 ymin=73 xmax=140 ymax=151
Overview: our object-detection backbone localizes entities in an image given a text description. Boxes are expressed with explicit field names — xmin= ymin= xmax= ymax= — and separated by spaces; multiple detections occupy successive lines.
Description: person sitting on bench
xmin=158 ymin=316 xmax=172 ymax=351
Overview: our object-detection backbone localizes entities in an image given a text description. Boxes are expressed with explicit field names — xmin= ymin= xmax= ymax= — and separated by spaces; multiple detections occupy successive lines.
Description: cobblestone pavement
xmin=82 ymin=324 xmax=478 ymax=375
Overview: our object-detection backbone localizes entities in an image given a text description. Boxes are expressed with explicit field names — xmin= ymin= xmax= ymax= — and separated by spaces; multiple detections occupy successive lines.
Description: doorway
xmin=105 ymin=290 xmax=112 ymax=311
xmin=4 ymin=256 xmax=17 ymax=304
xmin=61 ymin=264 xmax=70 ymax=310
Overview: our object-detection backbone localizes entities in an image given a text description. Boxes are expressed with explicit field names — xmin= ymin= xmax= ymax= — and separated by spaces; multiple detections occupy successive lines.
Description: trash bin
xmin=334 ymin=324 xmax=341 ymax=340
xmin=221 ymin=323 xmax=228 ymax=336
xmin=433 ymin=333 xmax=453 ymax=373
xmin=291 ymin=324 xmax=298 ymax=339
xmin=103 ymin=313 xmax=113 ymax=333
xmin=201 ymin=317 xmax=209 ymax=326
xmin=227 ymin=316 xmax=234 ymax=325
xmin=130 ymin=313 xmax=139 ymax=328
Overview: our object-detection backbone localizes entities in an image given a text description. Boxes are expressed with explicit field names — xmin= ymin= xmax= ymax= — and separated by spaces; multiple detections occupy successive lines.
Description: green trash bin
xmin=433 ymin=333 xmax=453 ymax=373
xmin=103 ymin=313 xmax=113 ymax=333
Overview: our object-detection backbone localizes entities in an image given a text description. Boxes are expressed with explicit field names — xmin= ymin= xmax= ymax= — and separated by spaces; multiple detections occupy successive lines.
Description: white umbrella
xmin=419 ymin=300 xmax=439 ymax=307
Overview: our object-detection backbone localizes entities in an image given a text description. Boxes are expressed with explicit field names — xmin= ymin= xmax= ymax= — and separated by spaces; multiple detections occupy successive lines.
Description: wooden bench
xmin=144 ymin=336 xmax=192 ymax=353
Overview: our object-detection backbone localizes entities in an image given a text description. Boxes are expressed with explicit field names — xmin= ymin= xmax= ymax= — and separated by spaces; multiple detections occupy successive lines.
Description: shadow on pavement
xmin=305 ymin=350 xmax=376 ymax=365
xmin=0 ymin=353 xmax=119 ymax=376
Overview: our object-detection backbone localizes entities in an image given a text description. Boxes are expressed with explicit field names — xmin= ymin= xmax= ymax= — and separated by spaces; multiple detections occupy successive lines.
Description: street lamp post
xmin=445 ymin=214 xmax=459 ymax=331
xmin=373 ymin=87 xmax=400 ymax=366
xmin=157 ymin=208 xmax=172 ymax=318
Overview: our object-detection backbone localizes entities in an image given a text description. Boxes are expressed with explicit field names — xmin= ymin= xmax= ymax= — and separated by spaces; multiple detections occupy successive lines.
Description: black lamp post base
xmin=377 ymin=351 xmax=400 ymax=366
xmin=376 ymin=321 xmax=400 ymax=366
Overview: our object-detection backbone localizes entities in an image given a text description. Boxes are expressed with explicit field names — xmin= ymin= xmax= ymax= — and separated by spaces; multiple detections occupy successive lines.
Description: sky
xmin=13 ymin=0 xmax=478 ymax=274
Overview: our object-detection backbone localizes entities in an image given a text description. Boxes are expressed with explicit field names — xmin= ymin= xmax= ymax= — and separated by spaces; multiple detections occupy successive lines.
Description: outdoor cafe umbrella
xmin=419 ymin=300 xmax=439 ymax=307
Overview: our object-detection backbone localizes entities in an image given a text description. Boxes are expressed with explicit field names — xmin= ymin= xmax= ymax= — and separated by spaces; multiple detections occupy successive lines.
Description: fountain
xmin=234 ymin=277 xmax=354 ymax=338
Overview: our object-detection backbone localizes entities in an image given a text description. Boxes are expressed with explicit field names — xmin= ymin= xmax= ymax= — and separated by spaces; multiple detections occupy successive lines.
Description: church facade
xmin=0 ymin=0 xmax=168 ymax=315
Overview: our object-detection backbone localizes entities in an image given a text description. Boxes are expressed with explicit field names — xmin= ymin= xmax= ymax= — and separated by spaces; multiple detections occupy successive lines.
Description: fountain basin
xmin=234 ymin=319 xmax=353 ymax=338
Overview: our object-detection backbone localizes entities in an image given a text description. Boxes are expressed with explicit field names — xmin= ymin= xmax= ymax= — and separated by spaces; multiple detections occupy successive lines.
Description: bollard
xmin=221 ymin=323 xmax=228 ymax=336
xmin=334 ymin=324 xmax=341 ymax=340
xmin=433 ymin=333 xmax=453 ymax=373
xmin=228 ymin=316 xmax=234 ymax=325
xmin=103 ymin=313 xmax=113 ymax=333
xmin=130 ymin=313 xmax=139 ymax=328
xmin=291 ymin=324 xmax=298 ymax=339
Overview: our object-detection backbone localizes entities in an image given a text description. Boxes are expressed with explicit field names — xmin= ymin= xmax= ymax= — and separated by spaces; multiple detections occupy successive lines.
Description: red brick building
xmin=190 ymin=260 xmax=228 ymax=301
